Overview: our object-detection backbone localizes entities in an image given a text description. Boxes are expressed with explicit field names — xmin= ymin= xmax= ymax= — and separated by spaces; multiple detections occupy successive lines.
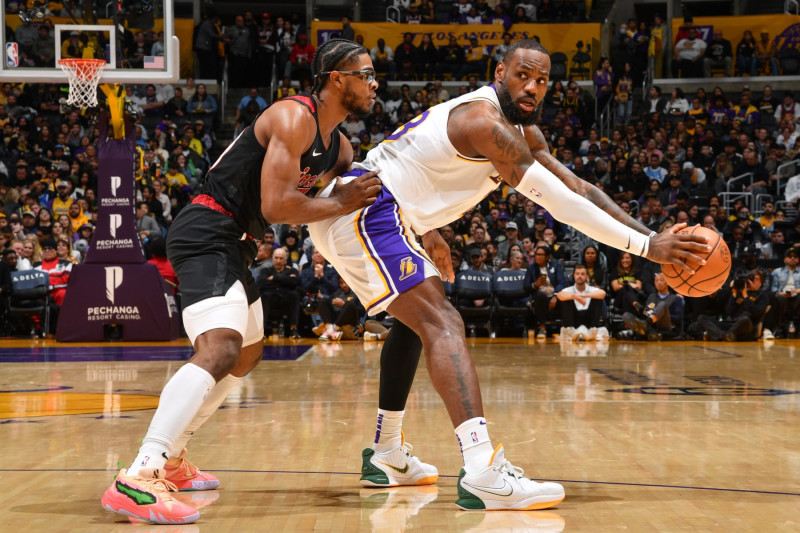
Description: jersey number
xmin=384 ymin=110 xmax=431 ymax=142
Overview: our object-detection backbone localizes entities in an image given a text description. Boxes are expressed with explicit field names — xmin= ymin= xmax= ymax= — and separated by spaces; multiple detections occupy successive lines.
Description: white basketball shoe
xmin=456 ymin=444 xmax=565 ymax=511
xmin=360 ymin=436 xmax=439 ymax=487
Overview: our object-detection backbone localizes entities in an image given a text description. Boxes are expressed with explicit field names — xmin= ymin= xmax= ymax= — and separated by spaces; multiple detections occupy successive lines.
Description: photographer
xmin=695 ymin=269 xmax=768 ymax=341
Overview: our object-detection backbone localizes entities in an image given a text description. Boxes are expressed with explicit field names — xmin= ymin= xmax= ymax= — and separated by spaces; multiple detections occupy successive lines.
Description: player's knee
xmin=194 ymin=333 xmax=242 ymax=379
xmin=418 ymin=304 xmax=463 ymax=341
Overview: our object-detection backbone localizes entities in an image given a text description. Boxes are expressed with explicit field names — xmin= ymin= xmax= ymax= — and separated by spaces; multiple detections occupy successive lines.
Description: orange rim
xmin=57 ymin=58 xmax=106 ymax=80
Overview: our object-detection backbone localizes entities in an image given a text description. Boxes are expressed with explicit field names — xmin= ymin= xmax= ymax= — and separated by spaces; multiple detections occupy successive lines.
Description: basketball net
xmin=57 ymin=58 xmax=106 ymax=108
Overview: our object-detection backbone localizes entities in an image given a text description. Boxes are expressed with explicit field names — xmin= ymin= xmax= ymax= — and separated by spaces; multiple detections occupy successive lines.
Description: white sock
xmin=455 ymin=417 xmax=494 ymax=475
xmin=372 ymin=409 xmax=404 ymax=453
xmin=167 ymin=373 xmax=242 ymax=459
xmin=127 ymin=363 xmax=216 ymax=476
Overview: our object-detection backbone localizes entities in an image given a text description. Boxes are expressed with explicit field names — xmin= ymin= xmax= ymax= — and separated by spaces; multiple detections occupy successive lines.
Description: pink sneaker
xmin=101 ymin=468 xmax=200 ymax=524
xmin=164 ymin=449 xmax=220 ymax=491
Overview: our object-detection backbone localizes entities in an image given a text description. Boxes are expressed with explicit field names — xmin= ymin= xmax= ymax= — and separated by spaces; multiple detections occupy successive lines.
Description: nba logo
xmin=6 ymin=43 xmax=18 ymax=68
xmin=470 ymin=431 xmax=478 ymax=444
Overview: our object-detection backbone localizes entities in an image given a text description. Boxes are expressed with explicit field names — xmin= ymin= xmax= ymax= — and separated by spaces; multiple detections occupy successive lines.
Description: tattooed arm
xmin=524 ymin=125 xmax=652 ymax=236
xmin=447 ymin=101 xmax=708 ymax=270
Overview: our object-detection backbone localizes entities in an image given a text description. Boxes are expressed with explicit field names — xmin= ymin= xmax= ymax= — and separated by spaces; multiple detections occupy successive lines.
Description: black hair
xmin=501 ymin=39 xmax=549 ymax=63
xmin=311 ymin=38 xmax=369 ymax=98
xmin=149 ymin=234 xmax=167 ymax=257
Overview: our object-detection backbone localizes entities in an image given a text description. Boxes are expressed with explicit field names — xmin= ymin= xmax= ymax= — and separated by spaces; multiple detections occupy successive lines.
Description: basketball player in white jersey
xmin=308 ymin=40 xmax=709 ymax=510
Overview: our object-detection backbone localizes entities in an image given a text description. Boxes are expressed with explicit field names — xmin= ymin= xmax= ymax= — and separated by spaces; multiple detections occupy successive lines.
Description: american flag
xmin=144 ymin=56 xmax=164 ymax=69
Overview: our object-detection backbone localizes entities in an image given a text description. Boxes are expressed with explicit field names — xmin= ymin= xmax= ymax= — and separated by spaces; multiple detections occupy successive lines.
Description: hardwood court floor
xmin=1 ymin=337 xmax=800 ymax=532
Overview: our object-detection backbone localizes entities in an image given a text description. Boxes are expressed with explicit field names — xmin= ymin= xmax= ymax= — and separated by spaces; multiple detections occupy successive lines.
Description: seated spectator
xmin=33 ymin=237 xmax=71 ymax=307
xmin=673 ymin=27 xmax=706 ymax=78
xmin=645 ymin=154 xmax=669 ymax=183
xmin=435 ymin=36 xmax=465 ymax=80
xmin=733 ymin=93 xmax=760 ymax=129
xmin=370 ymin=38 xmax=395 ymax=80
xmin=621 ymin=271 xmax=684 ymax=340
xmin=703 ymin=29 xmax=733 ymax=77
xmin=725 ymin=205 xmax=762 ymax=243
xmin=736 ymin=30 xmax=757 ymax=76
xmin=761 ymin=227 xmax=786 ymax=260
xmin=524 ymin=244 xmax=567 ymax=339
xmin=665 ymin=88 xmax=689 ymax=122
xmin=286 ymin=34 xmax=315 ymax=81
xmin=610 ymin=252 xmax=644 ymax=313
xmin=557 ymin=264 xmax=606 ymax=330
xmin=756 ymin=29 xmax=778 ymax=76
xmin=315 ymin=277 xmax=365 ymax=340
xmin=767 ymin=247 xmax=800 ymax=338
xmin=300 ymin=247 xmax=338 ymax=294
xmin=187 ymin=84 xmax=218 ymax=118
xmin=581 ymin=245 xmax=607 ymax=289
xmin=465 ymin=246 xmax=493 ymax=274
xmin=164 ymin=87 xmax=188 ymax=119
xmin=55 ymin=236 xmax=79 ymax=264
xmin=460 ymin=34 xmax=489 ymax=80
xmin=693 ymin=269 xmax=768 ymax=341
xmin=250 ymin=241 xmax=274 ymax=280
xmin=257 ymin=247 xmax=301 ymax=338
xmin=496 ymin=221 xmax=521 ymax=264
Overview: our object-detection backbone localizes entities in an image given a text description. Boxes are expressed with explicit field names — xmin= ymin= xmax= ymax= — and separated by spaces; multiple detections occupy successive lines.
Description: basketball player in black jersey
xmin=101 ymin=39 xmax=389 ymax=524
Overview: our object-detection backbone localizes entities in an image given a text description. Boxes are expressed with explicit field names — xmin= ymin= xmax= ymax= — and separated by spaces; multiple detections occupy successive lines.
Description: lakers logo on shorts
xmin=399 ymin=257 xmax=417 ymax=281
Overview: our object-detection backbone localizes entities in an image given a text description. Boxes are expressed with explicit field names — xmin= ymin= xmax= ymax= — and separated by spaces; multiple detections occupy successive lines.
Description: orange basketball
xmin=661 ymin=225 xmax=731 ymax=297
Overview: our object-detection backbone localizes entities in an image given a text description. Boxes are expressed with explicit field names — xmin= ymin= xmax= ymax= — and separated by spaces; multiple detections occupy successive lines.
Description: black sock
xmin=378 ymin=320 xmax=422 ymax=411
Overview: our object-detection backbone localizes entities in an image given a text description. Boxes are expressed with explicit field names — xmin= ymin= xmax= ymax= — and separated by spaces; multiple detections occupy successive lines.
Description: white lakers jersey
xmin=355 ymin=85 xmax=510 ymax=234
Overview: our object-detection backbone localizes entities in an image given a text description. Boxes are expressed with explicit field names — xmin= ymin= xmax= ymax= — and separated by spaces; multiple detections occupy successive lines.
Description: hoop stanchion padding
xmin=57 ymin=58 xmax=106 ymax=108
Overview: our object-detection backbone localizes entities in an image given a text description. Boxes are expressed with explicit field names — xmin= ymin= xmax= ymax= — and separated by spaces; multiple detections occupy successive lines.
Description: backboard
xmin=0 ymin=0 xmax=178 ymax=83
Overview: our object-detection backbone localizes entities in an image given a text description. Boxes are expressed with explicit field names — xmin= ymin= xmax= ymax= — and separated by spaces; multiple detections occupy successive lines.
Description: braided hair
xmin=311 ymin=38 xmax=369 ymax=99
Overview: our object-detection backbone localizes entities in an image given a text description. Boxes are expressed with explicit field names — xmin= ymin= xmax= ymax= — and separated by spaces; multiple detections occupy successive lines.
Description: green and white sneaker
xmin=360 ymin=438 xmax=439 ymax=488
xmin=456 ymin=444 xmax=564 ymax=511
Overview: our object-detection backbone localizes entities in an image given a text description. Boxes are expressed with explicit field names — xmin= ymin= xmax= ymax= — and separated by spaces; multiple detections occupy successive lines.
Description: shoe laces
xmin=168 ymin=456 xmax=197 ymax=478
xmin=132 ymin=474 xmax=180 ymax=497
xmin=492 ymin=459 xmax=525 ymax=480
xmin=400 ymin=441 xmax=415 ymax=457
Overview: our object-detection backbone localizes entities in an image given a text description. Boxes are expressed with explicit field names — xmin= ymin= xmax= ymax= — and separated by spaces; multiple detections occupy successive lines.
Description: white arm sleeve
xmin=516 ymin=161 xmax=652 ymax=257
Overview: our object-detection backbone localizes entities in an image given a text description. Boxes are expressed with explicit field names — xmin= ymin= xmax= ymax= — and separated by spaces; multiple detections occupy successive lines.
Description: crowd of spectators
xmin=388 ymin=0 xmax=588 ymax=25
xmin=2 ymin=5 xmax=800 ymax=341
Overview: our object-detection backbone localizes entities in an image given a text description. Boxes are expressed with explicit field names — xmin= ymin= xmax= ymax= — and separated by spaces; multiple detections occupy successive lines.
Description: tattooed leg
xmin=387 ymin=277 xmax=483 ymax=426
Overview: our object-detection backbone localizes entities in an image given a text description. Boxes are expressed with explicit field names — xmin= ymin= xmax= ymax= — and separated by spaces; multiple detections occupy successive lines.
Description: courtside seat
xmin=455 ymin=270 xmax=493 ymax=336
xmin=492 ymin=270 xmax=529 ymax=336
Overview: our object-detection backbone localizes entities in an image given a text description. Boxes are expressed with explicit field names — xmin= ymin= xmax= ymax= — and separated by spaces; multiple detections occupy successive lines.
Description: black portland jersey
xmin=201 ymin=95 xmax=341 ymax=240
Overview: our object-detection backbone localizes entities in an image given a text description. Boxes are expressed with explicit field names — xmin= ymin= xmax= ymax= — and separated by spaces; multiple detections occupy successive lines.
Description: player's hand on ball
xmin=332 ymin=170 xmax=382 ymax=212
xmin=422 ymin=229 xmax=455 ymax=283
xmin=647 ymin=222 xmax=710 ymax=274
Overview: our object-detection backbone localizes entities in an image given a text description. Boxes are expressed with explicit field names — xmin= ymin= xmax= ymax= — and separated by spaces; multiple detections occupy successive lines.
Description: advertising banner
xmin=56 ymin=263 xmax=180 ymax=341
xmin=311 ymin=21 xmax=601 ymax=68
xmin=86 ymin=116 xmax=143 ymax=264
xmin=671 ymin=14 xmax=800 ymax=53
xmin=57 ymin=115 xmax=179 ymax=342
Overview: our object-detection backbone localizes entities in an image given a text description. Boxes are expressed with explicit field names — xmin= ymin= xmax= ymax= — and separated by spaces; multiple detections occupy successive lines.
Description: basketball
xmin=661 ymin=226 xmax=731 ymax=297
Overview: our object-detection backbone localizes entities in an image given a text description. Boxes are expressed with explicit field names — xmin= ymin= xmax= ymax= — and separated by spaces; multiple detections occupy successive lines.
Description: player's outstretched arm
xmin=526 ymin=126 xmax=652 ymax=236
xmin=450 ymin=105 xmax=708 ymax=272
xmin=258 ymin=108 xmax=381 ymax=224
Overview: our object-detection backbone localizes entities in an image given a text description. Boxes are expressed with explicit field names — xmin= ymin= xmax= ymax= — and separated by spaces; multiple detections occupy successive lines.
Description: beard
xmin=496 ymin=81 xmax=543 ymax=127
xmin=342 ymin=86 xmax=371 ymax=118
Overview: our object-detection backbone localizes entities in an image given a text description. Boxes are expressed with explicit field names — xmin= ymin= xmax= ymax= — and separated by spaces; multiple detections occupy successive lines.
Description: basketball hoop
xmin=58 ymin=58 xmax=106 ymax=108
